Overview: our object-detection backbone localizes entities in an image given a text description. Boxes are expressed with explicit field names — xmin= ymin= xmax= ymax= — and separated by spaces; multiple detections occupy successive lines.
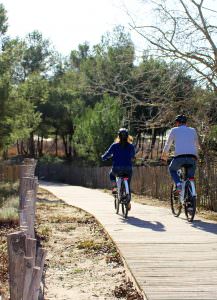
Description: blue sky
xmin=1 ymin=0 xmax=150 ymax=56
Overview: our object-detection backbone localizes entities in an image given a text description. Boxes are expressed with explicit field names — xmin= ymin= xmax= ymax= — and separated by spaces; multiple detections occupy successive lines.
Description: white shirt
xmin=163 ymin=125 xmax=199 ymax=157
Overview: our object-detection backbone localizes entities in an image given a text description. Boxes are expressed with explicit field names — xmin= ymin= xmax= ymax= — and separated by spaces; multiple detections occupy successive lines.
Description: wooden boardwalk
xmin=40 ymin=182 xmax=217 ymax=300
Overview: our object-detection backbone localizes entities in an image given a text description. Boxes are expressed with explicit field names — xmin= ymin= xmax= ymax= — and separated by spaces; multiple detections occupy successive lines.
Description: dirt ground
xmin=1 ymin=186 xmax=216 ymax=300
xmin=0 ymin=188 xmax=143 ymax=300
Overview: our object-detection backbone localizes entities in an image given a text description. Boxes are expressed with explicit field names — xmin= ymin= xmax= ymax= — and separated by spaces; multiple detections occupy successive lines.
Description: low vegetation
xmin=0 ymin=182 xmax=19 ymax=225
xmin=36 ymin=189 xmax=143 ymax=299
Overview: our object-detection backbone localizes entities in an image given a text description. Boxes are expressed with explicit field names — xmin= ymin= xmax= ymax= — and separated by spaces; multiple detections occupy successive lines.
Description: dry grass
xmin=0 ymin=197 xmax=19 ymax=224
xmin=35 ymin=189 xmax=143 ymax=299
xmin=0 ymin=182 xmax=19 ymax=298
xmin=0 ymin=223 xmax=18 ymax=298
xmin=0 ymin=182 xmax=19 ymax=225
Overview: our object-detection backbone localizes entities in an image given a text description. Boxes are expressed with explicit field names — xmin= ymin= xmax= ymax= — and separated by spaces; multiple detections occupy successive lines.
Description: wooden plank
xmin=40 ymin=183 xmax=217 ymax=300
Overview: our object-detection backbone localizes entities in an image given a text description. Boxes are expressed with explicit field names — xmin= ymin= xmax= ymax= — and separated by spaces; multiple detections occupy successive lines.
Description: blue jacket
xmin=101 ymin=142 xmax=135 ymax=168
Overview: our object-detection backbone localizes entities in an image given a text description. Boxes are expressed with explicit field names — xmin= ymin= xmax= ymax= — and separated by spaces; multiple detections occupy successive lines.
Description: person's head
xmin=118 ymin=128 xmax=129 ymax=142
xmin=175 ymin=114 xmax=187 ymax=126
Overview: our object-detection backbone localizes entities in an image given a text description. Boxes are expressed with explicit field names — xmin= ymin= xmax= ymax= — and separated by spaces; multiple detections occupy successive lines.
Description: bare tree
xmin=130 ymin=0 xmax=217 ymax=92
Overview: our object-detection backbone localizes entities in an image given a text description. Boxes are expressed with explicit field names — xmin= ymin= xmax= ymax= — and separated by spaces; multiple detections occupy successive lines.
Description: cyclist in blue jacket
xmin=101 ymin=128 xmax=135 ymax=208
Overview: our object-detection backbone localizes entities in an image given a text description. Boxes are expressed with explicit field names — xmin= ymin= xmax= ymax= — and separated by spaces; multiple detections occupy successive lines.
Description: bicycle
xmin=170 ymin=164 xmax=197 ymax=222
xmin=113 ymin=173 xmax=131 ymax=218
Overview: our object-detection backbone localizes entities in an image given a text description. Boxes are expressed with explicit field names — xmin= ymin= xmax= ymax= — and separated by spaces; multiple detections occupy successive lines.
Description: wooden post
xmin=7 ymin=231 xmax=26 ymax=300
xmin=19 ymin=177 xmax=38 ymax=210
xmin=7 ymin=158 xmax=47 ymax=300
xmin=22 ymin=238 xmax=37 ymax=300
xmin=22 ymin=257 xmax=34 ymax=300
xmin=26 ymin=266 xmax=41 ymax=300
xmin=24 ymin=190 xmax=36 ymax=238
xmin=35 ymin=248 xmax=47 ymax=300
xmin=19 ymin=158 xmax=37 ymax=209
xmin=25 ymin=238 xmax=36 ymax=258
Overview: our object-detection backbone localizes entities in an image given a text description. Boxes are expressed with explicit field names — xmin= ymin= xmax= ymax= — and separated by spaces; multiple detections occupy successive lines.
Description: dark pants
xmin=109 ymin=167 xmax=132 ymax=186
xmin=169 ymin=156 xmax=196 ymax=185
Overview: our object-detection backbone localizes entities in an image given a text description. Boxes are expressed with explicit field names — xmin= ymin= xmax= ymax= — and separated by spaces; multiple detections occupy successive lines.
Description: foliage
xmin=0 ymin=3 xmax=7 ymax=37
xmin=38 ymin=154 xmax=64 ymax=164
xmin=74 ymin=94 xmax=122 ymax=162
xmin=0 ymin=5 xmax=216 ymax=161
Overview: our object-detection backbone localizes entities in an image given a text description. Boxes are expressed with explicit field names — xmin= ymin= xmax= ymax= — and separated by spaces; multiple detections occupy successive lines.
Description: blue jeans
xmin=169 ymin=156 xmax=196 ymax=185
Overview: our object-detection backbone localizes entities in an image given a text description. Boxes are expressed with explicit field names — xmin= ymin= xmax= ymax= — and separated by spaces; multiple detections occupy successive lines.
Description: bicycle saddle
xmin=116 ymin=172 xmax=129 ymax=178
xmin=181 ymin=163 xmax=193 ymax=168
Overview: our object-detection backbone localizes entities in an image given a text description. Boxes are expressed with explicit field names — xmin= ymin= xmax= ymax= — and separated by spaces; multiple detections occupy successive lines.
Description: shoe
xmin=174 ymin=183 xmax=182 ymax=195
xmin=112 ymin=187 xmax=117 ymax=195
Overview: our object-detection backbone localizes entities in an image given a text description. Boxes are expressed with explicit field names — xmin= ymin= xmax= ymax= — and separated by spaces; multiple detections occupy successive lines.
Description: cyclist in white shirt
xmin=161 ymin=115 xmax=199 ymax=193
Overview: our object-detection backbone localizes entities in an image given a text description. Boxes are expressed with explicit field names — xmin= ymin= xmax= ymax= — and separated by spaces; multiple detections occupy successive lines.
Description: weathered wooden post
xmin=22 ymin=237 xmax=37 ymax=300
xmin=19 ymin=159 xmax=38 ymax=210
xmin=7 ymin=158 xmax=47 ymax=300
xmin=19 ymin=159 xmax=38 ymax=237
xmin=7 ymin=231 xmax=26 ymax=300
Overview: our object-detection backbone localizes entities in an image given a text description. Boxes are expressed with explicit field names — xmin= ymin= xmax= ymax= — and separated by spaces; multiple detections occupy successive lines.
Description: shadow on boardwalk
xmin=191 ymin=219 xmax=217 ymax=235
xmin=122 ymin=216 xmax=166 ymax=232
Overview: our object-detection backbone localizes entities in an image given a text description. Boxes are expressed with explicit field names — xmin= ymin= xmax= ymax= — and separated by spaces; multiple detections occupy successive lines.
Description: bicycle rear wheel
xmin=170 ymin=184 xmax=182 ymax=217
xmin=115 ymin=195 xmax=120 ymax=214
xmin=184 ymin=182 xmax=196 ymax=222
xmin=120 ymin=181 xmax=129 ymax=218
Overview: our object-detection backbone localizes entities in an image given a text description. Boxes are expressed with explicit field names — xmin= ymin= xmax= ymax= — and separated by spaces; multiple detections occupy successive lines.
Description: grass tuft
xmin=0 ymin=196 xmax=19 ymax=225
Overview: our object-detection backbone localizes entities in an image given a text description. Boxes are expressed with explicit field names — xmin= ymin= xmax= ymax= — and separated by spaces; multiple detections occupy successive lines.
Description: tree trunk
xmin=150 ymin=129 xmax=157 ymax=159
xmin=62 ymin=135 xmax=68 ymax=158
xmin=68 ymin=134 xmax=72 ymax=158
xmin=17 ymin=140 xmax=21 ymax=155
xmin=29 ymin=132 xmax=35 ymax=158
xmin=37 ymin=136 xmax=43 ymax=157
xmin=21 ymin=141 xmax=28 ymax=156
xmin=55 ymin=131 xmax=58 ymax=156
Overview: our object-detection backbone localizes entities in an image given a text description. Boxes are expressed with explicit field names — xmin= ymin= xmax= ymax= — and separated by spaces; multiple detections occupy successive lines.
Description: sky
xmin=0 ymin=0 xmax=151 ymax=56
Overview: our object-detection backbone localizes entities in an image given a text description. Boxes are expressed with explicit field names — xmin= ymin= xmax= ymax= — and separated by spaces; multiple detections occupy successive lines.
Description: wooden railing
xmin=7 ymin=159 xmax=47 ymax=300
xmin=0 ymin=163 xmax=19 ymax=182
xmin=37 ymin=161 xmax=217 ymax=211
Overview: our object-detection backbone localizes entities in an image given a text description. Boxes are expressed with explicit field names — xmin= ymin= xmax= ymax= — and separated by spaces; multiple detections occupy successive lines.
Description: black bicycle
xmin=114 ymin=174 xmax=131 ymax=218
xmin=171 ymin=164 xmax=197 ymax=222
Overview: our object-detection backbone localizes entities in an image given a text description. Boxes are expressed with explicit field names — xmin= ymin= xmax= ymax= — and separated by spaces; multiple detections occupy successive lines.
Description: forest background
xmin=0 ymin=0 xmax=216 ymax=165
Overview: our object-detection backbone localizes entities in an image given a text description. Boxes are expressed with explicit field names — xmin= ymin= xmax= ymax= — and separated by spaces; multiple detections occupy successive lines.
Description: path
xmin=40 ymin=182 xmax=217 ymax=300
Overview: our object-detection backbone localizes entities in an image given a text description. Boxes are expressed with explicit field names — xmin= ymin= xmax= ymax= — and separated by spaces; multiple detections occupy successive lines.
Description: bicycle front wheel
xmin=170 ymin=184 xmax=182 ymax=217
xmin=121 ymin=201 xmax=129 ymax=218
xmin=114 ymin=194 xmax=118 ymax=209
xmin=184 ymin=182 xmax=196 ymax=222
